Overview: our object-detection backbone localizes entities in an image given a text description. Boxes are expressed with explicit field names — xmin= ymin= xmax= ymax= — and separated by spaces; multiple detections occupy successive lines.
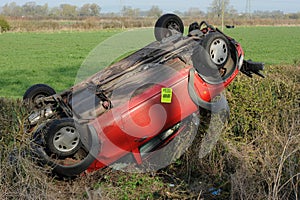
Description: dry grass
xmin=7 ymin=17 xmax=156 ymax=32
xmin=0 ymin=65 xmax=299 ymax=199
xmin=0 ymin=99 xmax=52 ymax=199
xmin=5 ymin=17 xmax=300 ymax=33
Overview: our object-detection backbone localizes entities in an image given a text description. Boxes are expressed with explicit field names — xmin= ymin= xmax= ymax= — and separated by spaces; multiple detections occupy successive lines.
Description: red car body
xmin=24 ymin=15 xmax=263 ymax=177
xmin=87 ymin=45 xmax=242 ymax=171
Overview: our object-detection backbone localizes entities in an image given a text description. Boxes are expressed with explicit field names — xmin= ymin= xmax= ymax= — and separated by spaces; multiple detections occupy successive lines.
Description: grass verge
xmin=0 ymin=65 xmax=299 ymax=199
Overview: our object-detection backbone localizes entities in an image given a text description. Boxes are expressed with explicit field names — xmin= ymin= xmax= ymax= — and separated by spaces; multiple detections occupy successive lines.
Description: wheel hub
xmin=53 ymin=126 xmax=80 ymax=153
xmin=165 ymin=21 xmax=181 ymax=37
xmin=209 ymin=38 xmax=228 ymax=65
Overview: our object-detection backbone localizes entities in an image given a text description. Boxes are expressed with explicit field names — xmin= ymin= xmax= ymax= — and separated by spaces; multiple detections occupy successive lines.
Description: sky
xmin=0 ymin=0 xmax=299 ymax=13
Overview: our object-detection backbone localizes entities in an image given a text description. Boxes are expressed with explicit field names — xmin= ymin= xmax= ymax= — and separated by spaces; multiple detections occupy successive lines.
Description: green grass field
xmin=0 ymin=30 xmax=121 ymax=97
xmin=224 ymin=26 xmax=300 ymax=65
xmin=0 ymin=26 xmax=300 ymax=97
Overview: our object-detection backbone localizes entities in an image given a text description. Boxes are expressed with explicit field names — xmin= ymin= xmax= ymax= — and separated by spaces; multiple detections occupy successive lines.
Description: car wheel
xmin=23 ymin=84 xmax=56 ymax=103
xmin=154 ymin=13 xmax=184 ymax=41
xmin=44 ymin=118 xmax=81 ymax=158
xmin=32 ymin=118 xmax=100 ymax=177
xmin=202 ymin=32 xmax=230 ymax=68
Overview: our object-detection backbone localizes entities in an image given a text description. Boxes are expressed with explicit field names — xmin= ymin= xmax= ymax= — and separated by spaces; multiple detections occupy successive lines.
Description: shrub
xmin=166 ymin=65 xmax=300 ymax=199
xmin=0 ymin=16 xmax=10 ymax=33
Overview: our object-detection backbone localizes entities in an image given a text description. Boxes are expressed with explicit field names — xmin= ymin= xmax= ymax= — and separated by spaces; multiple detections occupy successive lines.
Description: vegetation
xmin=0 ymin=16 xmax=10 ymax=32
xmin=1 ymin=1 xmax=300 ymax=32
xmin=1 ymin=2 xmax=101 ymax=18
xmin=0 ymin=65 xmax=298 ymax=199
xmin=2 ymin=1 xmax=300 ymax=19
xmin=0 ymin=30 xmax=121 ymax=97
xmin=0 ymin=1 xmax=299 ymax=33
xmin=207 ymin=0 xmax=237 ymax=19
xmin=223 ymin=26 xmax=300 ymax=66
xmin=0 ymin=2 xmax=163 ymax=19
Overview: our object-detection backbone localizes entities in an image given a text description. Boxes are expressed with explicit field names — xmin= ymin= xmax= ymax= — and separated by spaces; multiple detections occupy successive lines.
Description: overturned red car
xmin=23 ymin=14 xmax=264 ymax=177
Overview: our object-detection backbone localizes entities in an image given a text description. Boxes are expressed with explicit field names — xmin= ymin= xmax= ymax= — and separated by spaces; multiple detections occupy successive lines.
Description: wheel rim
xmin=53 ymin=126 xmax=80 ymax=153
xmin=209 ymin=38 xmax=228 ymax=65
xmin=33 ymin=94 xmax=47 ymax=103
xmin=165 ymin=21 xmax=181 ymax=37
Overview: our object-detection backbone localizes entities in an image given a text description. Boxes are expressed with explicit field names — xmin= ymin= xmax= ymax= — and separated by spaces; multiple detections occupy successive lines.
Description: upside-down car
xmin=23 ymin=14 xmax=264 ymax=177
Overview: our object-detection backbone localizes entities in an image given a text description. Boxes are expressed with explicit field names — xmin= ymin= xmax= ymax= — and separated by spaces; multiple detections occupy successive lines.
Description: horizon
xmin=0 ymin=0 xmax=299 ymax=14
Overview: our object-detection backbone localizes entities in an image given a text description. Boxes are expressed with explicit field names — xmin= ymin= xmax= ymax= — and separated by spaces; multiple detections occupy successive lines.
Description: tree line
xmin=0 ymin=2 xmax=164 ymax=18
xmin=1 ymin=2 xmax=101 ymax=18
xmin=1 ymin=1 xmax=299 ymax=20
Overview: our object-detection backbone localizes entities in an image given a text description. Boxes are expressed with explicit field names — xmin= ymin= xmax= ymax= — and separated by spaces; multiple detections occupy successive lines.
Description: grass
xmin=0 ymin=30 xmax=121 ymax=97
xmin=0 ymin=26 xmax=300 ymax=97
xmin=223 ymin=26 xmax=300 ymax=65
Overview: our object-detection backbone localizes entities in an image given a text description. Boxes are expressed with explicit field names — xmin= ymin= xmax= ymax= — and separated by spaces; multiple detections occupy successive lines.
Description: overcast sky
xmin=1 ymin=0 xmax=299 ymax=13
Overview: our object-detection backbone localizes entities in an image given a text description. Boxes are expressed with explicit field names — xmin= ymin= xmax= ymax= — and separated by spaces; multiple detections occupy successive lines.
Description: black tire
xmin=154 ymin=13 xmax=184 ymax=41
xmin=44 ymin=118 xmax=82 ymax=158
xmin=201 ymin=32 xmax=230 ymax=68
xmin=23 ymin=84 xmax=56 ymax=103
xmin=32 ymin=118 xmax=100 ymax=177
xmin=192 ymin=32 xmax=232 ymax=83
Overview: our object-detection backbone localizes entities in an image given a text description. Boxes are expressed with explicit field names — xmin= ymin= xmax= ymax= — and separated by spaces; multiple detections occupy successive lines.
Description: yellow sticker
xmin=161 ymin=88 xmax=173 ymax=103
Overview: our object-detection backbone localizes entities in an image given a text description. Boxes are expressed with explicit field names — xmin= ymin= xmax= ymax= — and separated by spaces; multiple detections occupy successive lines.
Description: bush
xmin=166 ymin=65 xmax=300 ymax=199
xmin=0 ymin=17 xmax=10 ymax=33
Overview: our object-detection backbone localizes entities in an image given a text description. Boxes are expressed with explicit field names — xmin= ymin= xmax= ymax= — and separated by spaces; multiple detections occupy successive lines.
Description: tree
xmin=22 ymin=1 xmax=36 ymax=16
xmin=1 ymin=2 xmax=49 ymax=17
xmin=79 ymin=3 xmax=101 ymax=17
xmin=288 ymin=12 xmax=300 ymax=19
xmin=121 ymin=6 xmax=140 ymax=17
xmin=90 ymin=3 xmax=101 ymax=16
xmin=35 ymin=4 xmax=49 ymax=17
xmin=1 ymin=2 xmax=22 ymax=16
xmin=49 ymin=6 xmax=61 ymax=18
xmin=184 ymin=7 xmax=206 ymax=17
xmin=227 ymin=6 xmax=238 ymax=19
xmin=173 ymin=10 xmax=184 ymax=17
xmin=147 ymin=5 xmax=162 ymax=18
xmin=60 ymin=4 xmax=77 ymax=18
xmin=208 ymin=0 xmax=230 ymax=18
xmin=79 ymin=3 xmax=91 ymax=16
xmin=208 ymin=0 xmax=237 ymax=30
